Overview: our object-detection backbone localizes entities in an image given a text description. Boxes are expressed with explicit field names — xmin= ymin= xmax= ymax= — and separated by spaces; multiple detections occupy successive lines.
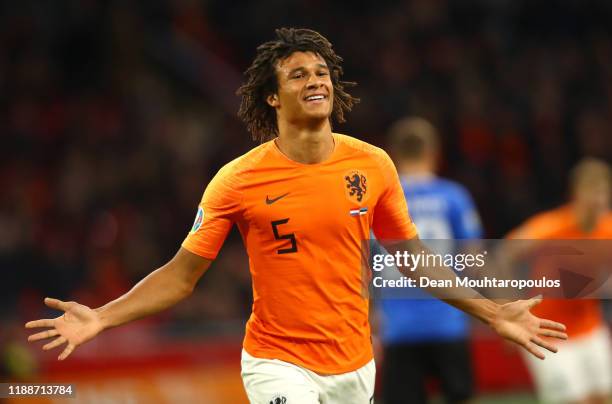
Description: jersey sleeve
xmin=372 ymin=151 xmax=418 ymax=240
xmin=181 ymin=163 xmax=243 ymax=259
xmin=449 ymin=185 xmax=483 ymax=239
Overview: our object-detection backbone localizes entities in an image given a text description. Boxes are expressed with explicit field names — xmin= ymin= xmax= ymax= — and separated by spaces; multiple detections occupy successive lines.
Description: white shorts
xmin=523 ymin=326 xmax=611 ymax=403
xmin=241 ymin=350 xmax=375 ymax=404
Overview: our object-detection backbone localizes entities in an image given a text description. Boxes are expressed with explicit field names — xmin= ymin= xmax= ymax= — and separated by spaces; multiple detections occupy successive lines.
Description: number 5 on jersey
xmin=271 ymin=219 xmax=298 ymax=254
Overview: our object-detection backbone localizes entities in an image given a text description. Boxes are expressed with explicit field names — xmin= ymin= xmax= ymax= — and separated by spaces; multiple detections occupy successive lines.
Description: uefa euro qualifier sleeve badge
xmin=190 ymin=206 xmax=204 ymax=233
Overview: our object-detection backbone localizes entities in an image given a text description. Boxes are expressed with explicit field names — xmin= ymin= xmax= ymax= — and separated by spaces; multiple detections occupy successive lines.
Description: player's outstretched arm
xmin=25 ymin=247 xmax=211 ymax=360
xmin=382 ymin=237 xmax=567 ymax=359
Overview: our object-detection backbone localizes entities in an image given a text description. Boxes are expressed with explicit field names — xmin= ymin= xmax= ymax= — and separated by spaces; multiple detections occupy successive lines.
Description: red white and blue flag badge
xmin=349 ymin=207 xmax=368 ymax=216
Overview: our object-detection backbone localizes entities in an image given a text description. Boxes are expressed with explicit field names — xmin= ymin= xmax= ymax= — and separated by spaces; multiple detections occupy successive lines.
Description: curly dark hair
xmin=237 ymin=27 xmax=359 ymax=142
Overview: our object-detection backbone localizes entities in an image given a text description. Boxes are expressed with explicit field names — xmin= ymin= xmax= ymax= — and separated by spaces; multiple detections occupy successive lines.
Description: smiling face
xmin=267 ymin=51 xmax=334 ymax=128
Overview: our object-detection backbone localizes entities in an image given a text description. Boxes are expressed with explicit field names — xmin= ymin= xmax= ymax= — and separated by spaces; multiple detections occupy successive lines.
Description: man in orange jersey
xmin=26 ymin=28 xmax=567 ymax=404
xmin=508 ymin=158 xmax=611 ymax=404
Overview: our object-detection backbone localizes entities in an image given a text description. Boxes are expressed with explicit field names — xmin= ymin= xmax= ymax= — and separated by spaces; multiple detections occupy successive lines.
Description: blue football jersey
xmin=378 ymin=174 xmax=483 ymax=344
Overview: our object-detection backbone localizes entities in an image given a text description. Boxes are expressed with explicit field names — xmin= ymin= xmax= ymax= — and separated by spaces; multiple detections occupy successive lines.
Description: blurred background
xmin=1 ymin=0 xmax=611 ymax=402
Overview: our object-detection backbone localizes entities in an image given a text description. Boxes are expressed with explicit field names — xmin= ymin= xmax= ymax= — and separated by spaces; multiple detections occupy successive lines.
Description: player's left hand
xmin=491 ymin=296 xmax=567 ymax=359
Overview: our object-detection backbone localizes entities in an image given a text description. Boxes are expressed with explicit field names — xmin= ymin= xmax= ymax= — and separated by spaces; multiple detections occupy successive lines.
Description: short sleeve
xmin=372 ymin=151 xmax=418 ymax=240
xmin=182 ymin=164 xmax=243 ymax=259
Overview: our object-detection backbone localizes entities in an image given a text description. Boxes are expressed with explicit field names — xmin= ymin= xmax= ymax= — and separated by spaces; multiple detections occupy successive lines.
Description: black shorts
xmin=381 ymin=339 xmax=474 ymax=404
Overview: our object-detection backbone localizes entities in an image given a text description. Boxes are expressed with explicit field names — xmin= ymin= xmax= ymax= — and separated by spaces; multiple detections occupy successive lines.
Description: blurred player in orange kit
xmin=25 ymin=28 xmax=567 ymax=404
xmin=508 ymin=158 xmax=612 ymax=404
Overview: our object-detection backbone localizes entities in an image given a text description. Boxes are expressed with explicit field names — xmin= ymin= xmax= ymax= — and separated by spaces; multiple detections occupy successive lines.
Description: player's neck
xmin=572 ymin=204 xmax=600 ymax=233
xmin=275 ymin=120 xmax=334 ymax=164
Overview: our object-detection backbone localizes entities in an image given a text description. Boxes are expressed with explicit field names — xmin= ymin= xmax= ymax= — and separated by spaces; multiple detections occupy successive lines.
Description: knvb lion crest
xmin=344 ymin=170 xmax=367 ymax=202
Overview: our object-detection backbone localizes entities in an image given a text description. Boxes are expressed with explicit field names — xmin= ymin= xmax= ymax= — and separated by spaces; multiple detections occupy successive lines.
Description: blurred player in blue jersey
xmin=379 ymin=117 xmax=483 ymax=404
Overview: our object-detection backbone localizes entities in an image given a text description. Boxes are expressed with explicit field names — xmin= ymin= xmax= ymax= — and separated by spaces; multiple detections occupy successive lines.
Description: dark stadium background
xmin=1 ymin=1 xmax=611 ymax=402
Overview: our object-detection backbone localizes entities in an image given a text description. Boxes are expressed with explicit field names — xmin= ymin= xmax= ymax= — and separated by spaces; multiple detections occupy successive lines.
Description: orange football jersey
xmin=182 ymin=133 xmax=417 ymax=374
xmin=509 ymin=205 xmax=612 ymax=338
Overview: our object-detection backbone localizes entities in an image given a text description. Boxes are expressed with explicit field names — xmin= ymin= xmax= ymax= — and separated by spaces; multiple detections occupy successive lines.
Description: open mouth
xmin=304 ymin=94 xmax=327 ymax=102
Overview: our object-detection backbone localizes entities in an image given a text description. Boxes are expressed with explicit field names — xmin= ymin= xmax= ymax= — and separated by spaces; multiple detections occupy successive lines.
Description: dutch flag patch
xmin=349 ymin=207 xmax=368 ymax=216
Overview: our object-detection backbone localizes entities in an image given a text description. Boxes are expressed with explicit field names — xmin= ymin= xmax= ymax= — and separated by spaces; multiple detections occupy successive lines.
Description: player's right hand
xmin=25 ymin=297 xmax=104 ymax=360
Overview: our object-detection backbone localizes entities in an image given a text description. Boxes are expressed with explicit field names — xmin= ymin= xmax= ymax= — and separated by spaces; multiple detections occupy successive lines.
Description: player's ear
xmin=267 ymin=93 xmax=279 ymax=108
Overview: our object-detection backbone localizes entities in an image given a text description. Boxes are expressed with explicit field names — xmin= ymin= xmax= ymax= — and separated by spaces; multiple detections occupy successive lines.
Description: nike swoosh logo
xmin=266 ymin=193 xmax=289 ymax=205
